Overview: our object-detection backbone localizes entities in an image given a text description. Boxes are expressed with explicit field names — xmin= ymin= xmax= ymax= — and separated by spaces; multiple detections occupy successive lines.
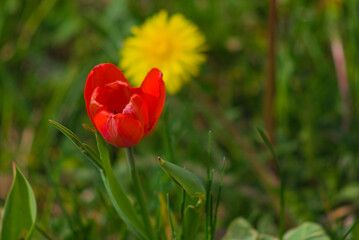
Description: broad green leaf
xmin=1 ymin=163 xmax=37 ymax=240
xmin=260 ymin=234 xmax=279 ymax=240
xmin=334 ymin=183 xmax=359 ymax=204
xmin=49 ymin=120 xmax=102 ymax=170
xmin=284 ymin=222 xmax=330 ymax=240
xmin=222 ymin=218 xmax=259 ymax=240
xmin=158 ymin=157 xmax=205 ymax=200
xmin=222 ymin=218 xmax=278 ymax=240
xmin=95 ymin=132 xmax=149 ymax=240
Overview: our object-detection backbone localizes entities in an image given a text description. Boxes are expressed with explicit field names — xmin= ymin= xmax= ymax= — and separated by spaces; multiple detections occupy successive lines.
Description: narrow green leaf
xmin=1 ymin=163 xmax=37 ymax=240
xmin=82 ymin=143 xmax=101 ymax=168
xmin=158 ymin=157 xmax=205 ymax=200
xmin=49 ymin=120 xmax=102 ymax=169
xmin=82 ymin=123 xmax=96 ymax=133
xmin=49 ymin=120 xmax=82 ymax=148
xmin=206 ymin=170 xmax=214 ymax=240
xmin=95 ymin=132 xmax=149 ymax=240
xmin=257 ymin=127 xmax=284 ymax=240
xmin=283 ymin=222 xmax=330 ymax=240
xmin=206 ymin=130 xmax=213 ymax=240
xmin=167 ymin=194 xmax=176 ymax=240
xmin=50 ymin=120 xmax=148 ymax=239
xmin=341 ymin=218 xmax=359 ymax=240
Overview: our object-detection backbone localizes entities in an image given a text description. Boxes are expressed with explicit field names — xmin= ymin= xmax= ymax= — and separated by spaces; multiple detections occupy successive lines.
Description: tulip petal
xmin=85 ymin=64 xmax=166 ymax=147
xmin=88 ymin=81 xmax=132 ymax=125
xmin=85 ymin=63 xmax=130 ymax=118
xmin=89 ymin=87 xmax=106 ymax=122
xmin=139 ymin=68 xmax=166 ymax=134
xmin=93 ymin=111 xmax=144 ymax=148
xmin=97 ymin=81 xmax=132 ymax=113
xmin=123 ymin=94 xmax=149 ymax=127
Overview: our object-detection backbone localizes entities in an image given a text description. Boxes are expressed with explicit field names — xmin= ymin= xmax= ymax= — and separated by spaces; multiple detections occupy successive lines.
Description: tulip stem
xmin=125 ymin=147 xmax=156 ymax=240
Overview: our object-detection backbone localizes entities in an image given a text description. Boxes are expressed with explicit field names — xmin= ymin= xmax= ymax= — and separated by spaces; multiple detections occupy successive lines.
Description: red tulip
xmin=85 ymin=63 xmax=166 ymax=148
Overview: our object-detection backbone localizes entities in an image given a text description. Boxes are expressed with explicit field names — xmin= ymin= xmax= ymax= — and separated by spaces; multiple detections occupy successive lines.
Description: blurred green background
xmin=1 ymin=0 xmax=359 ymax=239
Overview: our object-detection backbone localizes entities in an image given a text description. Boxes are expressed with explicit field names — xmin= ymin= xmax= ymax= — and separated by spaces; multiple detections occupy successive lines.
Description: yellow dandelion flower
xmin=120 ymin=10 xmax=207 ymax=94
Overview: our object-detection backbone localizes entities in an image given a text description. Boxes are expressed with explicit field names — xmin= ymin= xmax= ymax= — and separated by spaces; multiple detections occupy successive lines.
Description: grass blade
xmin=257 ymin=127 xmax=284 ymax=240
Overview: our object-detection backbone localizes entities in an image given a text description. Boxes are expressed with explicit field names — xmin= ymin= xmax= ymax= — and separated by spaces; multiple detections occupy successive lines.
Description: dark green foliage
xmin=1 ymin=0 xmax=359 ymax=239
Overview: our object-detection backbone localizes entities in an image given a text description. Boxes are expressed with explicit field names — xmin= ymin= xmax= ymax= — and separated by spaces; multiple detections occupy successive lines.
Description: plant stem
xmin=180 ymin=189 xmax=186 ymax=240
xmin=164 ymin=106 xmax=176 ymax=164
xmin=264 ymin=0 xmax=277 ymax=141
xmin=264 ymin=0 xmax=277 ymax=143
xmin=167 ymin=194 xmax=176 ymax=240
xmin=279 ymin=170 xmax=284 ymax=240
xmin=212 ymin=158 xmax=226 ymax=238
xmin=257 ymin=128 xmax=284 ymax=240
xmin=270 ymin=145 xmax=284 ymax=240
xmin=205 ymin=131 xmax=213 ymax=240
xmin=125 ymin=147 xmax=156 ymax=240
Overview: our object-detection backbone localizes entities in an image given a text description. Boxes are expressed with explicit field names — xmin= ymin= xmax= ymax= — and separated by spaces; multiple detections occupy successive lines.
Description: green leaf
xmin=158 ymin=157 xmax=206 ymax=200
xmin=257 ymin=127 xmax=285 ymax=239
xmin=49 ymin=119 xmax=82 ymax=148
xmin=95 ymin=132 xmax=149 ymax=240
xmin=82 ymin=143 xmax=101 ymax=165
xmin=222 ymin=218 xmax=278 ymax=240
xmin=49 ymin=120 xmax=102 ymax=170
xmin=222 ymin=218 xmax=259 ymax=240
xmin=82 ymin=123 xmax=96 ymax=133
xmin=222 ymin=219 xmax=329 ymax=240
xmin=260 ymin=234 xmax=279 ymax=240
xmin=1 ymin=163 xmax=37 ymax=240
xmin=258 ymin=234 xmax=278 ymax=240
xmin=283 ymin=222 xmax=330 ymax=240
xmin=158 ymin=158 xmax=205 ymax=240
xmin=50 ymin=120 xmax=148 ymax=239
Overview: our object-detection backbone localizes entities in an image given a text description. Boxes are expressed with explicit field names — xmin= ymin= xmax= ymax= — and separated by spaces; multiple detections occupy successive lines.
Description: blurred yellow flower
xmin=328 ymin=0 xmax=343 ymax=4
xmin=325 ymin=0 xmax=343 ymax=8
xmin=120 ymin=10 xmax=206 ymax=94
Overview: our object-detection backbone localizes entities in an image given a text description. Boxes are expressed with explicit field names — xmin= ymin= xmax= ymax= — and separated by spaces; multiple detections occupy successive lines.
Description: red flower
xmin=85 ymin=63 xmax=166 ymax=148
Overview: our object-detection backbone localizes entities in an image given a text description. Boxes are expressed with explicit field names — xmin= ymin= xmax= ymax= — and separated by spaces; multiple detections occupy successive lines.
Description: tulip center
xmin=96 ymin=82 xmax=132 ymax=114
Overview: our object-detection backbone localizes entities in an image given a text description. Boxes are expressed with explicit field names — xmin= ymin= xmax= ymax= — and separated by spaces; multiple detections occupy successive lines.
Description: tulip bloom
xmin=85 ymin=63 xmax=165 ymax=148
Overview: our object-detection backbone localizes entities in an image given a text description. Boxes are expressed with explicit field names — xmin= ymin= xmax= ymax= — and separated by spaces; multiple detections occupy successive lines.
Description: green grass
xmin=1 ymin=0 xmax=359 ymax=239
